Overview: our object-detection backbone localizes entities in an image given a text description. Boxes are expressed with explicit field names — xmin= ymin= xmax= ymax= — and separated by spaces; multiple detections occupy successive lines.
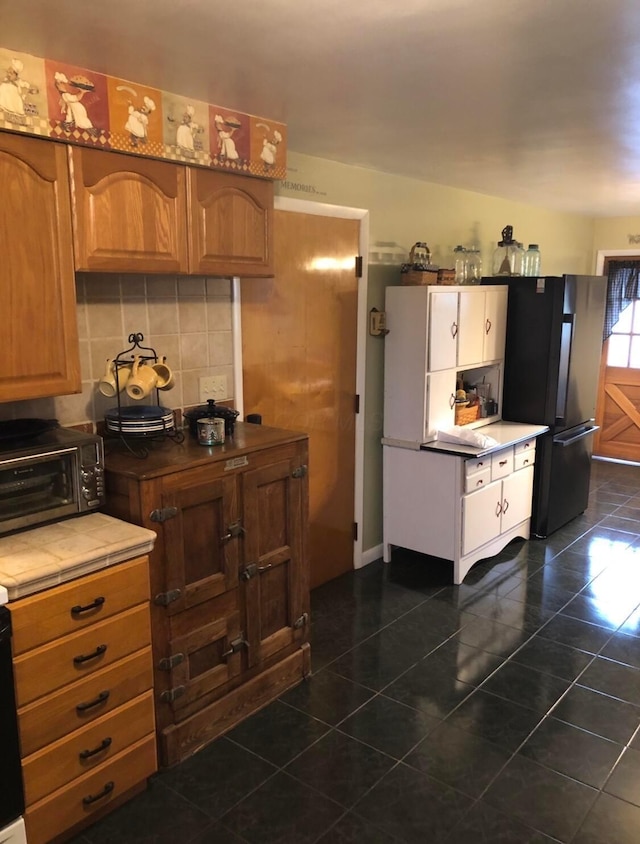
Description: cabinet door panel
xmin=458 ymin=289 xmax=486 ymax=366
xmin=428 ymin=292 xmax=458 ymax=371
xmin=0 ymin=133 xmax=80 ymax=401
xmin=242 ymin=457 xmax=305 ymax=667
xmin=188 ymin=168 xmax=273 ymax=276
xmin=501 ymin=466 xmax=534 ymax=533
xmin=161 ymin=472 xmax=238 ymax=615
xmin=426 ymin=370 xmax=455 ymax=439
xmin=70 ymin=147 xmax=188 ymax=273
xmin=484 ymin=288 xmax=508 ymax=361
xmin=462 ymin=481 xmax=502 ymax=555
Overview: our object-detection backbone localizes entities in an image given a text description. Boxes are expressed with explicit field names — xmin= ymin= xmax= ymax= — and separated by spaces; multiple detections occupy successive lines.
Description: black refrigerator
xmin=484 ymin=275 xmax=607 ymax=538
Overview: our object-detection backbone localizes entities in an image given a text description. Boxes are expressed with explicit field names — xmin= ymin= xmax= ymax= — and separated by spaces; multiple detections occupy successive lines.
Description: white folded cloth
xmin=436 ymin=426 xmax=500 ymax=449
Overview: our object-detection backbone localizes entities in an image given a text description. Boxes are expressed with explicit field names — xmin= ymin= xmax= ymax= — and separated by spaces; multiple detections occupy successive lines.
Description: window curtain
xmin=603 ymin=260 xmax=640 ymax=340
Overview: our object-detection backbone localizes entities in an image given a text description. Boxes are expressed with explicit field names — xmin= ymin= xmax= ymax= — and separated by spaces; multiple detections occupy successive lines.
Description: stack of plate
xmin=105 ymin=405 xmax=174 ymax=436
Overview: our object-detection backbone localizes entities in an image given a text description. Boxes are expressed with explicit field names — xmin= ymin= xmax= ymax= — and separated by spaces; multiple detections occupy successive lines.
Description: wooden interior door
xmin=241 ymin=209 xmax=360 ymax=588
xmin=594 ymin=257 xmax=640 ymax=462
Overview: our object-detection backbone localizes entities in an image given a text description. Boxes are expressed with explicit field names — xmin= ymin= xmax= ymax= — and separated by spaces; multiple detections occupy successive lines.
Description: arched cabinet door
xmin=0 ymin=133 xmax=80 ymax=402
xmin=187 ymin=168 xmax=273 ymax=277
xmin=69 ymin=146 xmax=189 ymax=273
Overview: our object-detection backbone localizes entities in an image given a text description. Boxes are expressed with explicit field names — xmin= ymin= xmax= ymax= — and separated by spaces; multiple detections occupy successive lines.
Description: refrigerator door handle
xmin=553 ymin=425 xmax=599 ymax=447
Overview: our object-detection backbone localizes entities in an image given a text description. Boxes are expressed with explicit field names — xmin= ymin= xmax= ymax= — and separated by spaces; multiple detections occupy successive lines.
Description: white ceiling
xmin=6 ymin=0 xmax=640 ymax=216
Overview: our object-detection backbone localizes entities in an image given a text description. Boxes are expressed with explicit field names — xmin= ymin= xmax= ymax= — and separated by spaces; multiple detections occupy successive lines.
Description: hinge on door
xmin=159 ymin=685 xmax=186 ymax=703
xmin=158 ymin=653 xmax=185 ymax=671
xmin=355 ymin=394 xmax=360 ymax=414
xmin=150 ymin=507 xmax=178 ymax=523
xmin=293 ymin=612 xmax=309 ymax=629
xmin=353 ymin=521 xmax=358 ymax=541
xmin=154 ymin=589 xmax=182 ymax=607
xmin=292 ymin=465 xmax=308 ymax=479
xmin=355 ymin=255 xmax=363 ymax=278
xmin=222 ymin=635 xmax=248 ymax=659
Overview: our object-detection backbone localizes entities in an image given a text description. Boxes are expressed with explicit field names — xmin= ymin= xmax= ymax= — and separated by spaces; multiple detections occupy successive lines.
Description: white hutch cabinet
xmin=382 ymin=284 xmax=546 ymax=584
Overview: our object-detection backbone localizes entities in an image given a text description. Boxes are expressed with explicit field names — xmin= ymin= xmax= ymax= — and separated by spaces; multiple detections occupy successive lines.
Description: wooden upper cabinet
xmin=187 ymin=168 xmax=274 ymax=277
xmin=0 ymin=133 xmax=81 ymax=402
xmin=69 ymin=146 xmax=189 ymax=273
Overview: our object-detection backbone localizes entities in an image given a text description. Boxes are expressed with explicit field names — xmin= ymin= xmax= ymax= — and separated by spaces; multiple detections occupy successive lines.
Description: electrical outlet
xmin=199 ymin=375 xmax=227 ymax=403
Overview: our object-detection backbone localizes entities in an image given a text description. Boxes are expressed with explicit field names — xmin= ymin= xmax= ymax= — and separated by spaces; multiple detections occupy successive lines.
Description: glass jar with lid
xmin=465 ymin=247 xmax=483 ymax=284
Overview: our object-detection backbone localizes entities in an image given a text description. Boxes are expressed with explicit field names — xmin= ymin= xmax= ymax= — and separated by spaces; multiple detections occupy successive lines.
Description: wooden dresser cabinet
xmin=9 ymin=556 xmax=156 ymax=844
xmin=103 ymin=424 xmax=310 ymax=767
xmin=0 ymin=132 xmax=81 ymax=403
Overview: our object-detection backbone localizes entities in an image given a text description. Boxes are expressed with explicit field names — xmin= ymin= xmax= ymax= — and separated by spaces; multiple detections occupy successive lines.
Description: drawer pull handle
xmin=76 ymin=690 xmax=110 ymax=713
xmin=495 ymin=501 xmax=502 ymax=517
xmin=71 ymin=597 xmax=105 ymax=616
xmin=476 ymin=479 xmax=484 ymax=487
xmin=79 ymin=737 xmax=112 ymax=760
xmin=523 ymin=442 xmax=530 ymax=448
xmin=503 ymin=498 xmax=509 ymax=514
xmin=523 ymin=458 xmax=530 ymax=465
xmin=82 ymin=781 xmax=114 ymax=806
xmin=451 ymin=321 xmax=458 ymax=338
xmin=499 ymin=460 xmax=508 ymax=466
xmin=74 ymin=644 xmax=107 ymax=665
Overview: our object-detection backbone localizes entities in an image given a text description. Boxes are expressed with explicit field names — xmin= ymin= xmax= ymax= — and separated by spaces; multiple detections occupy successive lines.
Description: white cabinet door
xmin=458 ymin=289 xmax=486 ymax=367
xmin=484 ymin=288 xmax=508 ymax=362
xmin=428 ymin=291 xmax=458 ymax=371
xmin=500 ymin=465 xmax=534 ymax=533
xmin=462 ymin=480 xmax=502 ymax=555
xmin=426 ymin=370 xmax=456 ymax=438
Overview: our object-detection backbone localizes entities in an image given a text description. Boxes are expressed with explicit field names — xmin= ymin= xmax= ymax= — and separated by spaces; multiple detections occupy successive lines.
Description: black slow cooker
xmin=183 ymin=400 xmax=239 ymax=438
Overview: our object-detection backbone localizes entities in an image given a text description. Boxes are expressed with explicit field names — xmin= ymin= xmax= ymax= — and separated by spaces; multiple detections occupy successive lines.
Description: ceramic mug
xmin=151 ymin=356 xmax=175 ymax=391
xmin=98 ymin=359 xmax=131 ymax=397
xmin=125 ymin=357 xmax=158 ymax=400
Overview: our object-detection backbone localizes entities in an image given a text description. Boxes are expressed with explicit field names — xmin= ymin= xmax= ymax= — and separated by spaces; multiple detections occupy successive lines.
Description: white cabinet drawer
xmin=465 ymin=455 xmax=491 ymax=477
xmin=491 ymin=448 xmax=514 ymax=481
xmin=515 ymin=439 xmax=536 ymax=457
xmin=515 ymin=449 xmax=536 ymax=471
xmin=464 ymin=467 xmax=492 ymax=493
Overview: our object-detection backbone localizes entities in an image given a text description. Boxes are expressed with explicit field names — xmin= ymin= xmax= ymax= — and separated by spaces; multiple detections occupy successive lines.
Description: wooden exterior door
xmin=594 ymin=258 xmax=640 ymax=462
xmin=241 ymin=210 xmax=360 ymax=588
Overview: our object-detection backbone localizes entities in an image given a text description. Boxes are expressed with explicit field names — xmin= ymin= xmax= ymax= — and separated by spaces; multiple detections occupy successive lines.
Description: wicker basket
xmin=401 ymin=269 xmax=439 ymax=286
xmin=437 ymin=269 xmax=456 ymax=286
xmin=455 ymin=403 xmax=480 ymax=425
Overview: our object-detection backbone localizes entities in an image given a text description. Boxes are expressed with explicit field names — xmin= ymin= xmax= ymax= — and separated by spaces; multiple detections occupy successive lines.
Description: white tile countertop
xmin=0 ymin=513 xmax=156 ymax=600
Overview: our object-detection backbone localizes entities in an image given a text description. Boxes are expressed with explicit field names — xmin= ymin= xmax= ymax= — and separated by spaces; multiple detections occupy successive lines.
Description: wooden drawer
xmin=22 ymin=691 xmax=155 ymax=805
xmin=25 ymin=734 xmax=157 ymax=844
xmin=464 ymin=467 xmax=492 ymax=494
xmin=14 ymin=604 xmax=151 ymax=706
xmin=10 ymin=556 xmax=150 ymax=655
xmin=465 ymin=455 xmax=491 ymax=477
xmin=19 ymin=648 xmax=153 ymax=756
xmin=491 ymin=448 xmax=514 ymax=481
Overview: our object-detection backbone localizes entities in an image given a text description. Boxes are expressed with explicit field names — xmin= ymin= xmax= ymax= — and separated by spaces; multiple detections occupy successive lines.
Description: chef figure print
xmin=209 ymin=107 xmax=249 ymax=170
xmin=0 ymin=58 xmax=38 ymax=120
xmin=124 ymin=94 xmax=156 ymax=147
xmin=249 ymin=118 xmax=287 ymax=178
xmin=162 ymin=95 xmax=210 ymax=164
xmin=45 ymin=61 xmax=109 ymax=145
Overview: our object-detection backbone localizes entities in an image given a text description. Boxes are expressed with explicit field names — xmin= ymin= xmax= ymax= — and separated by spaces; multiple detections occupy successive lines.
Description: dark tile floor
xmin=71 ymin=458 xmax=640 ymax=844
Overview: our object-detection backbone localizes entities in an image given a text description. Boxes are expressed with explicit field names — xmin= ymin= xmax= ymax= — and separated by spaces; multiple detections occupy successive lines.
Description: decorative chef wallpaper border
xmin=0 ymin=46 xmax=287 ymax=179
